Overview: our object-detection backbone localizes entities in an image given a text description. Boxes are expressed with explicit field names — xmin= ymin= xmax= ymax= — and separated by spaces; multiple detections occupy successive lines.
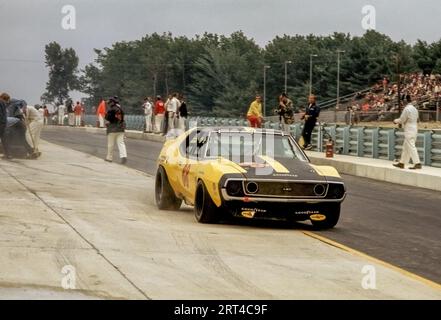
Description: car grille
xmin=245 ymin=181 xmax=328 ymax=198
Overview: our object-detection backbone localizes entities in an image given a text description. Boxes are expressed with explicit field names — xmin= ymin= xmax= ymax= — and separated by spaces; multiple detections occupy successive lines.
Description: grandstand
xmin=318 ymin=72 xmax=441 ymax=124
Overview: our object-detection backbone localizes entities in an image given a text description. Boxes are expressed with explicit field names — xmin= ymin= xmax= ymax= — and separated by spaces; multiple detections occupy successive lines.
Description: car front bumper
xmin=221 ymin=199 xmax=341 ymax=221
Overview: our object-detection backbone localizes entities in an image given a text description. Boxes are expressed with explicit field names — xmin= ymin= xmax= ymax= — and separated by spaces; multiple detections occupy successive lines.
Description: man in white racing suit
xmin=393 ymin=94 xmax=422 ymax=169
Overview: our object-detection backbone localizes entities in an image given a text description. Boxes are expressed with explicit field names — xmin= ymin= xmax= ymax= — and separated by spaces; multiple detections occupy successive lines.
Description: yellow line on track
xmin=302 ymin=230 xmax=441 ymax=292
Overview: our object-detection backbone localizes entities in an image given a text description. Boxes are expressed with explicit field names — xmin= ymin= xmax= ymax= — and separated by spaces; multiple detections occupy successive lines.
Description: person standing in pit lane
xmin=97 ymin=98 xmax=106 ymax=128
xmin=301 ymin=95 xmax=320 ymax=150
xmin=24 ymin=105 xmax=43 ymax=155
xmin=142 ymin=97 xmax=153 ymax=133
xmin=0 ymin=93 xmax=11 ymax=159
xmin=393 ymin=94 xmax=422 ymax=170
xmin=105 ymin=96 xmax=127 ymax=165
xmin=247 ymin=95 xmax=263 ymax=128
xmin=154 ymin=96 xmax=165 ymax=134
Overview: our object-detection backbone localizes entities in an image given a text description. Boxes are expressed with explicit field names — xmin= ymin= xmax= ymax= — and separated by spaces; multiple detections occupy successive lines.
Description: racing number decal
xmin=182 ymin=164 xmax=191 ymax=188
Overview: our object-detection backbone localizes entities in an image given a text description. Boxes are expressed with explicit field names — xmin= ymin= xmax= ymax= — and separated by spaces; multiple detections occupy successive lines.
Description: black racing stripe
xmin=235 ymin=157 xmax=325 ymax=181
xmin=272 ymin=157 xmax=323 ymax=180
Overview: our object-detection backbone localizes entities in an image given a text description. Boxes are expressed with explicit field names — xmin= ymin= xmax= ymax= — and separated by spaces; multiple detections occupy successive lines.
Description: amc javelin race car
xmin=155 ymin=127 xmax=346 ymax=229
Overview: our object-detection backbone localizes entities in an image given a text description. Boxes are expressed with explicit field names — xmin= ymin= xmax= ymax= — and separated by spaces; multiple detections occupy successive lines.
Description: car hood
xmin=234 ymin=156 xmax=327 ymax=182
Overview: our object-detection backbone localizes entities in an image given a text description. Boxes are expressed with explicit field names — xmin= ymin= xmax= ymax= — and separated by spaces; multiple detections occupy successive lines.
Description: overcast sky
xmin=1 ymin=0 xmax=441 ymax=104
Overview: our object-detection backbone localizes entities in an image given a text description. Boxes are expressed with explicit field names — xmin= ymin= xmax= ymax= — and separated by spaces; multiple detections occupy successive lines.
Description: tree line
xmin=42 ymin=30 xmax=441 ymax=116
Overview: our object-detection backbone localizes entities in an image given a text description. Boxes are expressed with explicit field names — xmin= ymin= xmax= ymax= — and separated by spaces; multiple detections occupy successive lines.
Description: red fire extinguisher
xmin=325 ymin=138 xmax=334 ymax=158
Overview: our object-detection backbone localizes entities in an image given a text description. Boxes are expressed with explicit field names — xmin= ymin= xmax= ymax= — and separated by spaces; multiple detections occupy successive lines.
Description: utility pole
xmin=335 ymin=50 xmax=345 ymax=123
xmin=263 ymin=65 xmax=270 ymax=118
xmin=284 ymin=60 xmax=292 ymax=94
xmin=309 ymin=54 xmax=318 ymax=96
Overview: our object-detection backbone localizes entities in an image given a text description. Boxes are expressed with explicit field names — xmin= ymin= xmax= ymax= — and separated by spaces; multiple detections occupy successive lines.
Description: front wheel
xmin=194 ymin=181 xmax=220 ymax=223
xmin=310 ymin=204 xmax=341 ymax=229
xmin=155 ymin=166 xmax=182 ymax=210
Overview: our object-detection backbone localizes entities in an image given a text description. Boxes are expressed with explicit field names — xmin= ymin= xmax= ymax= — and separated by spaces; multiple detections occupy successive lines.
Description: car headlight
xmin=226 ymin=180 xmax=244 ymax=196
xmin=313 ymin=184 xmax=326 ymax=196
xmin=326 ymin=184 xmax=345 ymax=199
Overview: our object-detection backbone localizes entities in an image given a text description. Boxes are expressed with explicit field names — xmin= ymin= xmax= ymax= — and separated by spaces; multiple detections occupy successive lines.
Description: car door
xmin=187 ymin=132 xmax=210 ymax=201
xmin=177 ymin=130 xmax=200 ymax=201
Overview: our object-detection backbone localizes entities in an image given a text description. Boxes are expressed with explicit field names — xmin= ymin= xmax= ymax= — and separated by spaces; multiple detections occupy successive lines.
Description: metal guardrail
xmin=82 ymin=114 xmax=441 ymax=168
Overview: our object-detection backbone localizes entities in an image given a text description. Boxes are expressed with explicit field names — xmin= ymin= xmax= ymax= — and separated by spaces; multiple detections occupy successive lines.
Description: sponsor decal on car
xmin=310 ymin=214 xmax=327 ymax=221
xmin=182 ymin=164 xmax=191 ymax=188
xmin=294 ymin=210 xmax=320 ymax=215
xmin=241 ymin=207 xmax=267 ymax=213
xmin=241 ymin=211 xmax=255 ymax=218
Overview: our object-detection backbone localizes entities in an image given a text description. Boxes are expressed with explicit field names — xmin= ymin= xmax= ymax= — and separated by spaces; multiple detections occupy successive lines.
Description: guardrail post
xmin=357 ymin=127 xmax=364 ymax=157
xmin=330 ymin=125 xmax=337 ymax=141
xmin=387 ymin=129 xmax=396 ymax=161
xmin=423 ymin=131 xmax=432 ymax=166
xmin=317 ymin=124 xmax=323 ymax=152
xmin=342 ymin=126 xmax=350 ymax=155
xmin=371 ymin=128 xmax=379 ymax=158
xmin=137 ymin=115 xmax=142 ymax=131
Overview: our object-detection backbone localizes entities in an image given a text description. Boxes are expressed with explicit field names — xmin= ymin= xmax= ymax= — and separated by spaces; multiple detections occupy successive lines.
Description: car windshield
xmin=206 ymin=132 xmax=307 ymax=161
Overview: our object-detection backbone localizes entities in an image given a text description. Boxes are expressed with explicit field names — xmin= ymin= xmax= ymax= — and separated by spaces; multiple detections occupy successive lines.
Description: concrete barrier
xmin=308 ymin=151 xmax=441 ymax=192
xmin=124 ymin=130 xmax=166 ymax=143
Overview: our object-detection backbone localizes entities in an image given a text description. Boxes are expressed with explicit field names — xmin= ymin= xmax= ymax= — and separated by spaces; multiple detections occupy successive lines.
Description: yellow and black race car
xmin=155 ymin=127 xmax=346 ymax=229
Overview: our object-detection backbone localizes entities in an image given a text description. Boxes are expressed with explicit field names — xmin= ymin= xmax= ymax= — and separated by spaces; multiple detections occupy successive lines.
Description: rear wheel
xmin=194 ymin=181 xmax=220 ymax=223
xmin=155 ymin=166 xmax=182 ymax=210
xmin=310 ymin=204 xmax=341 ymax=229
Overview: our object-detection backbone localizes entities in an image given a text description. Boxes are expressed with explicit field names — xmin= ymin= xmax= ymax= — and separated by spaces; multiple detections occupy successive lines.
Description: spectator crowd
xmin=345 ymin=73 xmax=441 ymax=124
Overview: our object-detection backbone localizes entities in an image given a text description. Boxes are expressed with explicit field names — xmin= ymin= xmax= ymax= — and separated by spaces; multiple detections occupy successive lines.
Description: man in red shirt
xmin=154 ymin=96 xmax=165 ymax=133
xmin=43 ymin=105 xmax=50 ymax=125
xmin=74 ymin=101 xmax=83 ymax=126
xmin=96 ymin=98 xmax=106 ymax=128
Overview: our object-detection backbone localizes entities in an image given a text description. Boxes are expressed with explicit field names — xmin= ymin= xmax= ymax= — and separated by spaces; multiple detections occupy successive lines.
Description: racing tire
xmin=310 ymin=204 xmax=341 ymax=229
xmin=194 ymin=181 xmax=220 ymax=223
xmin=155 ymin=166 xmax=182 ymax=210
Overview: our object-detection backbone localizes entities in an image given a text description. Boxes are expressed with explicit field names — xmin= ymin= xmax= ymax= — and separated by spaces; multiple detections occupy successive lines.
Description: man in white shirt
xmin=167 ymin=93 xmax=180 ymax=131
xmin=393 ymin=95 xmax=421 ymax=169
xmin=25 ymin=105 xmax=44 ymax=153
xmin=142 ymin=97 xmax=153 ymax=133
xmin=57 ymin=103 xmax=66 ymax=126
